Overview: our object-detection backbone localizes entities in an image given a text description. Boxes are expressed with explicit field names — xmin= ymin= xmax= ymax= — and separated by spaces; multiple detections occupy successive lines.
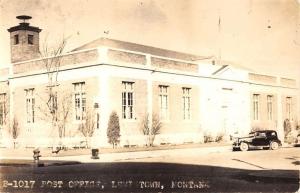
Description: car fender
xmin=239 ymin=140 xmax=250 ymax=145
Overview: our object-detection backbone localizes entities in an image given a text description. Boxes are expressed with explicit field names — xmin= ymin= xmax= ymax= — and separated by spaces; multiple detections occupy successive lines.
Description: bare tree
xmin=0 ymin=93 xmax=10 ymax=146
xmin=78 ymin=107 xmax=96 ymax=148
xmin=284 ymin=119 xmax=292 ymax=143
xmin=40 ymin=38 xmax=67 ymax=116
xmin=57 ymin=93 xmax=73 ymax=139
xmin=38 ymin=37 xmax=68 ymax=146
xmin=37 ymin=91 xmax=72 ymax=147
xmin=0 ymin=93 xmax=9 ymax=127
xmin=141 ymin=113 xmax=162 ymax=146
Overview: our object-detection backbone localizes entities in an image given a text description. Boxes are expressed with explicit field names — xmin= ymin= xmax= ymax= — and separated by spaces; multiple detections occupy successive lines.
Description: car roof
xmin=250 ymin=130 xmax=277 ymax=133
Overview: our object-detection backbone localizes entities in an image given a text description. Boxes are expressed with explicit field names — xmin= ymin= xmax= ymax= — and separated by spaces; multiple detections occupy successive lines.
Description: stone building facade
xmin=0 ymin=18 xmax=299 ymax=148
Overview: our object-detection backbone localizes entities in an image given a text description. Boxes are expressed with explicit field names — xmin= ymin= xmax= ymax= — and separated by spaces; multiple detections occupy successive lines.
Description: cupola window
xmin=14 ymin=34 xmax=19 ymax=45
xmin=28 ymin=34 xmax=34 ymax=45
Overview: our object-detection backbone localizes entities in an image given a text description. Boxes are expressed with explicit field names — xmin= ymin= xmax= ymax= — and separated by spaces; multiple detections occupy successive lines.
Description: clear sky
xmin=0 ymin=0 xmax=300 ymax=78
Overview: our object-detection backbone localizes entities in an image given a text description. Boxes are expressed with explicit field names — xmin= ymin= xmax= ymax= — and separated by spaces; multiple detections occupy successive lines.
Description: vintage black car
xmin=232 ymin=130 xmax=282 ymax=151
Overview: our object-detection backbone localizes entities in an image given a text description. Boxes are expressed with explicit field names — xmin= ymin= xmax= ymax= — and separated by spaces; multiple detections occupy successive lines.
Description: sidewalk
xmin=0 ymin=142 xmax=232 ymax=163
xmin=45 ymin=145 xmax=232 ymax=163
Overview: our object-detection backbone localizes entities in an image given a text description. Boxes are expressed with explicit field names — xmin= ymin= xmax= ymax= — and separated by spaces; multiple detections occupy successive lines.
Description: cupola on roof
xmin=7 ymin=15 xmax=42 ymax=33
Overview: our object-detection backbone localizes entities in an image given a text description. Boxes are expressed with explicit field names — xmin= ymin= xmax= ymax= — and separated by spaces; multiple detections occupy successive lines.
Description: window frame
xmin=28 ymin=34 xmax=34 ymax=45
xmin=253 ymin=94 xmax=260 ymax=121
xmin=286 ymin=97 xmax=292 ymax=121
xmin=159 ymin=85 xmax=169 ymax=121
xmin=14 ymin=34 xmax=19 ymax=45
xmin=182 ymin=87 xmax=191 ymax=120
xmin=267 ymin=95 xmax=273 ymax=121
xmin=122 ymin=81 xmax=135 ymax=120
xmin=25 ymin=88 xmax=35 ymax=124
xmin=0 ymin=93 xmax=6 ymax=126
xmin=73 ymin=82 xmax=86 ymax=121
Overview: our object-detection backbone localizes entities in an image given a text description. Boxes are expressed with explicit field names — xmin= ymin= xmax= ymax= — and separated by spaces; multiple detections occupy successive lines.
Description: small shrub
xmin=215 ymin=132 xmax=225 ymax=142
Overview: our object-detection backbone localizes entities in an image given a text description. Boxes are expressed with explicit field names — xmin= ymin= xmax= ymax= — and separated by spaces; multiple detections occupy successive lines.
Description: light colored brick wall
xmin=152 ymin=81 xmax=200 ymax=135
xmin=281 ymin=94 xmax=298 ymax=128
xmin=13 ymin=49 xmax=99 ymax=74
xmin=106 ymin=76 xmax=200 ymax=146
xmin=12 ymin=76 xmax=99 ymax=147
xmin=0 ymin=68 xmax=9 ymax=79
xmin=107 ymin=77 xmax=147 ymax=139
xmin=0 ymin=82 xmax=8 ymax=94
xmin=250 ymin=92 xmax=278 ymax=130
xmin=249 ymin=73 xmax=277 ymax=85
xmin=280 ymin=78 xmax=297 ymax=88
xmin=107 ymin=49 xmax=146 ymax=65
xmin=151 ymin=57 xmax=198 ymax=73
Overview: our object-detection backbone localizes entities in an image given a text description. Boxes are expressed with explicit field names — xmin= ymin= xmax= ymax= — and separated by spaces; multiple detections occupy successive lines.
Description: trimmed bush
xmin=107 ymin=111 xmax=120 ymax=148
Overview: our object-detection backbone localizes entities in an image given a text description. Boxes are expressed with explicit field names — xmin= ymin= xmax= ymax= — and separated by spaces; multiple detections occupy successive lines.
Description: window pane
xmin=253 ymin=94 xmax=259 ymax=120
xmin=123 ymin=106 xmax=126 ymax=119
xmin=267 ymin=95 xmax=273 ymax=120
xmin=32 ymin=98 xmax=35 ymax=123
xmin=73 ymin=82 xmax=86 ymax=120
xmin=25 ymin=89 xmax=35 ymax=123
xmin=122 ymin=82 xmax=135 ymax=119
xmin=28 ymin=35 xmax=34 ymax=45
xmin=0 ymin=94 xmax=5 ymax=125
xmin=159 ymin=85 xmax=169 ymax=120
xmin=286 ymin=97 xmax=292 ymax=120
xmin=14 ymin=35 xmax=19 ymax=44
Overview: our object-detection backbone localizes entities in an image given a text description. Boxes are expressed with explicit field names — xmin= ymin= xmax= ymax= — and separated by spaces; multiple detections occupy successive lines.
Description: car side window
xmin=255 ymin=132 xmax=266 ymax=138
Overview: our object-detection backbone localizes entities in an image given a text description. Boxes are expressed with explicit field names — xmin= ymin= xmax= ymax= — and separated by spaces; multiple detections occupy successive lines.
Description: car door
xmin=251 ymin=132 xmax=261 ymax=146
xmin=259 ymin=132 xmax=269 ymax=146
xmin=252 ymin=132 xmax=267 ymax=146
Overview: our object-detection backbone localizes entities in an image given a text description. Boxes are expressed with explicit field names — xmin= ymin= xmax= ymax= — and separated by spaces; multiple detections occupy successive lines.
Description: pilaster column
xmin=277 ymin=92 xmax=284 ymax=142
xmin=146 ymin=54 xmax=153 ymax=141
xmin=94 ymin=68 xmax=109 ymax=147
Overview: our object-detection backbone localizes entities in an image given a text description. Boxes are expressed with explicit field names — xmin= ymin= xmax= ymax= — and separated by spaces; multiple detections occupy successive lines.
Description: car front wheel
xmin=240 ymin=142 xmax=249 ymax=151
xmin=270 ymin=141 xmax=279 ymax=150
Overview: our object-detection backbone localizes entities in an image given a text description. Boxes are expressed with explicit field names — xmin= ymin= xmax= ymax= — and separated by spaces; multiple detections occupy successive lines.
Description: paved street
xmin=0 ymin=146 xmax=299 ymax=193
xmin=128 ymin=146 xmax=300 ymax=170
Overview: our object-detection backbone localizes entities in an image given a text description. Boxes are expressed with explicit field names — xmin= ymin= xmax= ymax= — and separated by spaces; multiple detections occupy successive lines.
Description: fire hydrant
xmin=33 ymin=148 xmax=41 ymax=163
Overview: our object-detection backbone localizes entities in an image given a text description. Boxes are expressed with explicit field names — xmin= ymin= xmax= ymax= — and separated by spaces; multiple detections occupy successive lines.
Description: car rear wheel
xmin=270 ymin=141 xmax=279 ymax=150
xmin=240 ymin=142 xmax=249 ymax=151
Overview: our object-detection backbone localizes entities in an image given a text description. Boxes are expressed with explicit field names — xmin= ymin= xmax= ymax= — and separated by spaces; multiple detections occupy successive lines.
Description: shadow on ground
xmin=0 ymin=161 xmax=299 ymax=193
